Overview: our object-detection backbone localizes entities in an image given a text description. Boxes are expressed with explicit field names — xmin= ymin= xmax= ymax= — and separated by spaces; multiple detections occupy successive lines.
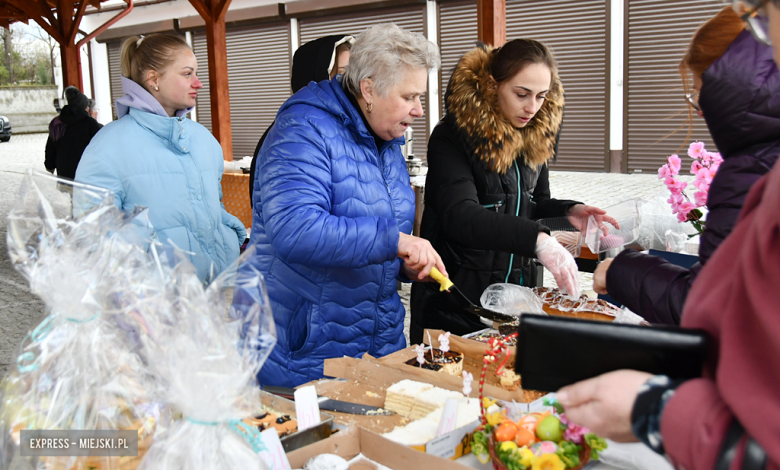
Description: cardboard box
xmin=302 ymin=374 xmax=409 ymax=434
xmin=314 ymin=358 xmax=479 ymax=460
xmin=286 ymin=426 xmax=474 ymax=470
xmin=365 ymin=329 xmax=544 ymax=403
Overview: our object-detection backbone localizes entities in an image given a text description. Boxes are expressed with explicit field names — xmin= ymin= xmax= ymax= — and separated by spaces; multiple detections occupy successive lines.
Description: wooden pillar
xmin=478 ymin=0 xmax=506 ymax=47
xmin=60 ymin=44 xmax=82 ymax=89
xmin=189 ymin=0 xmax=234 ymax=161
xmin=204 ymin=15 xmax=232 ymax=160
xmin=58 ymin=0 xmax=83 ymax=90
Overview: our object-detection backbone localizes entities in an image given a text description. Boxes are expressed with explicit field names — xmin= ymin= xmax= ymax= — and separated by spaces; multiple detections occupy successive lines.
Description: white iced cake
xmin=409 ymin=387 xmax=465 ymax=421
xmin=384 ymin=379 xmax=434 ymax=417
xmin=383 ymin=397 xmax=481 ymax=446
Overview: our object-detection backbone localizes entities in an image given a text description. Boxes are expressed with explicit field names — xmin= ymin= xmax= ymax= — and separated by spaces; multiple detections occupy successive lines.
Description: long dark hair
xmin=490 ymin=38 xmax=558 ymax=84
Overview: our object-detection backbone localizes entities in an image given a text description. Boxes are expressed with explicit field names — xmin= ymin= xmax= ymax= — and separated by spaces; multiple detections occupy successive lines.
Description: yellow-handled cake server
xmin=429 ymin=267 xmax=515 ymax=323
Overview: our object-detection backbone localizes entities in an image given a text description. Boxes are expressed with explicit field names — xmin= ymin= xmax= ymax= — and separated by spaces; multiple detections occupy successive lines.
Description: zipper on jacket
xmin=505 ymin=161 xmax=522 ymax=284
xmin=482 ymin=201 xmax=503 ymax=212
xmin=370 ymin=262 xmax=388 ymax=354
xmin=287 ymin=352 xmax=292 ymax=372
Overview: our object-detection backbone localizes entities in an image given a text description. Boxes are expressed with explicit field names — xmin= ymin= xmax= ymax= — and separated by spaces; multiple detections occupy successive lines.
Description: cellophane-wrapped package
xmin=1 ymin=171 xmax=169 ymax=470
xmin=133 ymin=244 xmax=277 ymax=470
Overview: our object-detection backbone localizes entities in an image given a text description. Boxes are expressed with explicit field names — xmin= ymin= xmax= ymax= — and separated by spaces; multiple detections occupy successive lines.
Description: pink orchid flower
xmin=688 ymin=141 xmax=705 ymax=159
xmin=667 ymin=154 xmax=682 ymax=174
xmin=696 ymin=167 xmax=712 ymax=183
xmin=665 ymin=177 xmax=686 ymax=194
xmin=694 ymin=191 xmax=708 ymax=207
xmin=678 ymin=201 xmax=696 ymax=216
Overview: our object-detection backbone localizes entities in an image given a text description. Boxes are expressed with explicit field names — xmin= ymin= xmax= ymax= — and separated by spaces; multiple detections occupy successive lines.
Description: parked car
xmin=0 ymin=115 xmax=11 ymax=142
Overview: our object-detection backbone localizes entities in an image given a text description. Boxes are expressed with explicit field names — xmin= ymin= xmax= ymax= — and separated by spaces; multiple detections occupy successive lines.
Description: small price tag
xmin=294 ymin=385 xmax=321 ymax=431
xmin=426 ymin=432 xmax=458 ymax=459
xmin=436 ymin=398 xmax=459 ymax=437
xmin=528 ymin=393 xmax=556 ymax=413
xmin=258 ymin=428 xmax=291 ymax=470
xmin=426 ymin=419 xmax=480 ymax=459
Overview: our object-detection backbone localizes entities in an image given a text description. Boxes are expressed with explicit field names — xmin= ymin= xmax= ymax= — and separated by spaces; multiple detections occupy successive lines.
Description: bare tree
xmin=28 ymin=24 xmax=57 ymax=86
xmin=1 ymin=27 xmax=13 ymax=83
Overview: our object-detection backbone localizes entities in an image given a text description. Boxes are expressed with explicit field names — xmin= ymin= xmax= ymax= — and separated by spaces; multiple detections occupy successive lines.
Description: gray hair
xmin=343 ymin=23 xmax=440 ymax=98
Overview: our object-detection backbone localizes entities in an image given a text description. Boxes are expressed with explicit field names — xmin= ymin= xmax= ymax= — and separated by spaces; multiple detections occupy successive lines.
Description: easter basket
xmin=470 ymin=332 xmax=606 ymax=470
xmin=488 ymin=431 xmax=591 ymax=470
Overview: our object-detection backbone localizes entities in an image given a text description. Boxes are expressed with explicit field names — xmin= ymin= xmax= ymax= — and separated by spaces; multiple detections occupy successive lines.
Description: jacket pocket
xmin=480 ymin=198 xmax=504 ymax=212
xmin=218 ymin=223 xmax=240 ymax=265
xmin=269 ymin=257 xmax=322 ymax=304
xmin=288 ymin=298 xmax=312 ymax=354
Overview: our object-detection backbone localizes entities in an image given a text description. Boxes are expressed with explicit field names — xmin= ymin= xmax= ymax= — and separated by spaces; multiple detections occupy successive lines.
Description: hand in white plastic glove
xmin=535 ymin=234 xmax=581 ymax=298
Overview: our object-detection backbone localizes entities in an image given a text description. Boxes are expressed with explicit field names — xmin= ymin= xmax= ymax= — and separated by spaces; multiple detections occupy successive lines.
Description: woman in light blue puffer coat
xmin=241 ymin=24 xmax=446 ymax=388
xmin=76 ymin=33 xmax=245 ymax=282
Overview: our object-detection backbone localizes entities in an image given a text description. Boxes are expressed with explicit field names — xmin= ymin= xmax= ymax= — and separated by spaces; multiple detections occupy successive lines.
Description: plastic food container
xmin=536 ymin=216 xmax=586 ymax=258
xmin=584 ymin=199 xmax=641 ymax=253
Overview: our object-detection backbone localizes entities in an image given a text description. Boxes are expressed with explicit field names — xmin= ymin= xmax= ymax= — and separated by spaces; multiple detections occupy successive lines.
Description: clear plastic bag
xmin=636 ymin=194 xmax=695 ymax=251
xmin=1 ymin=171 xmax=167 ymax=470
xmin=612 ymin=307 xmax=647 ymax=325
xmin=2 ymin=172 xmax=277 ymax=470
xmin=480 ymin=284 xmax=546 ymax=317
xmin=134 ymin=246 xmax=276 ymax=470
xmin=664 ymin=230 xmax=689 ymax=254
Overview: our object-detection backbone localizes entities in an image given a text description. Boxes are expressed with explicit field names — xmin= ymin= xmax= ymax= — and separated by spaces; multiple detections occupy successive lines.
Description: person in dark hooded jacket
xmin=593 ymin=7 xmax=780 ymax=325
xmin=248 ymin=35 xmax=353 ymax=204
xmin=410 ymin=40 xmax=617 ymax=343
xmin=45 ymin=87 xmax=102 ymax=180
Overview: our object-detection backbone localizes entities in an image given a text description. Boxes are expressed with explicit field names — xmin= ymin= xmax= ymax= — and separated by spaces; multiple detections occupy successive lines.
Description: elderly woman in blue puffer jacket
xmin=76 ymin=33 xmax=246 ymax=282
xmin=241 ymin=24 xmax=446 ymax=388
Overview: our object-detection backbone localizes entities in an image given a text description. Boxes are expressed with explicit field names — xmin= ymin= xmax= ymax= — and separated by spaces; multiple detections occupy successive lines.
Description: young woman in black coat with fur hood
xmin=410 ymin=40 xmax=616 ymax=343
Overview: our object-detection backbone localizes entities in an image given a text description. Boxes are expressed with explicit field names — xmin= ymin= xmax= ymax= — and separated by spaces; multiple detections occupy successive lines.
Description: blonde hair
xmin=120 ymin=33 xmax=191 ymax=90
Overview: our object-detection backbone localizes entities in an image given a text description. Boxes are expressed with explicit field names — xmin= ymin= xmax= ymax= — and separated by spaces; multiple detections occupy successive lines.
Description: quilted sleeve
xmin=257 ymin=112 xmax=399 ymax=268
xmin=74 ymin=149 xmax=125 ymax=209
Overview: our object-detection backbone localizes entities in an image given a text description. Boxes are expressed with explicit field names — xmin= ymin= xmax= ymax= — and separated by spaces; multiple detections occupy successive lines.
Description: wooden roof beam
xmin=188 ymin=0 xmax=211 ymax=23
xmin=13 ymin=1 xmax=64 ymax=42
xmin=67 ymin=0 xmax=89 ymax=44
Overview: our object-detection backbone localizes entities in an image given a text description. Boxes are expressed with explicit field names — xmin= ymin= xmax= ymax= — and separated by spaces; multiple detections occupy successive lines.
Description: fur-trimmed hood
xmin=445 ymin=45 xmax=564 ymax=173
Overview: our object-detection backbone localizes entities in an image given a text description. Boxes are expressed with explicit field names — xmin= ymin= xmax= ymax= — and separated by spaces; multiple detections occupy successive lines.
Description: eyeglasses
xmin=685 ymin=91 xmax=700 ymax=111
xmin=733 ymin=0 xmax=771 ymax=45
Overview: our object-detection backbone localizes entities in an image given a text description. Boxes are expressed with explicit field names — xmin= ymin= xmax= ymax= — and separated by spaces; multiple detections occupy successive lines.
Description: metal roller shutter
xmin=107 ymin=40 xmax=125 ymax=121
xmin=191 ymin=34 xmax=211 ymax=130
xmin=299 ymin=7 xmax=429 ymax=159
xmin=192 ymin=22 xmax=291 ymax=158
xmin=438 ymin=0 xmax=478 ymax=117
xmin=506 ymin=0 xmax=609 ymax=172
xmin=625 ymin=1 xmax=722 ymax=172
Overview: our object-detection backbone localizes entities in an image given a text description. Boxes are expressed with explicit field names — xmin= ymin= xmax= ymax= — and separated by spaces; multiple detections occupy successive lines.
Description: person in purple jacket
xmin=593 ymin=6 xmax=780 ymax=325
